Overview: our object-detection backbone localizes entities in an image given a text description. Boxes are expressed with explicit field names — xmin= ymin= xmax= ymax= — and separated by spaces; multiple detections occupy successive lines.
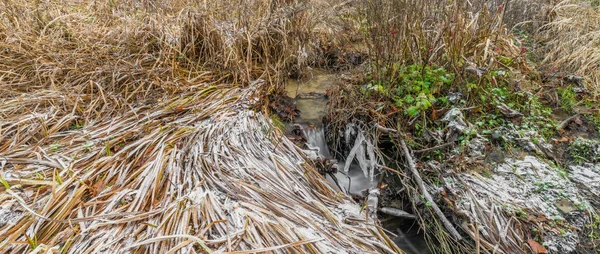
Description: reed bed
xmin=361 ymin=0 xmax=534 ymax=79
xmin=538 ymin=0 xmax=600 ymax=97
xmin=0 ymin=0 xmax=399 ymax=253
xmin=0 ymin=82 xmax=400 ymax=253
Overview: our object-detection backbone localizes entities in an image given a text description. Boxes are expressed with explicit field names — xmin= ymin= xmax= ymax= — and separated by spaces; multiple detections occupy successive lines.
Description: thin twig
xmin=414 ymin=142 xmax=454 ymax=154
xmin=399 ymin=139 xmax=463 ymax=241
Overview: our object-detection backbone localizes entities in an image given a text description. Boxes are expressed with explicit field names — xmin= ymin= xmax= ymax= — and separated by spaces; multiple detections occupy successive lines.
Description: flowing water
xmin=302 ymin=127 xmax=378 ymax=196
xmin=286 ymin=69 xmax=430 ymax=254
xmin=286 ymin=69 xmax=377 ymax=195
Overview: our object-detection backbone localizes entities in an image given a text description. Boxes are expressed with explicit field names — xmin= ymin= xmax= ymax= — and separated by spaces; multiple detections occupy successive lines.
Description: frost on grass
xmin=447 ymin=156 xmax=591 ymax=253
xmin=0 ymin=84 xmax=400 ymax=253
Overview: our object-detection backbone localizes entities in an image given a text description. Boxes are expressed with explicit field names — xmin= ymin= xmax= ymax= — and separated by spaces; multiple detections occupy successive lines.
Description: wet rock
xmin=486 ymin=149 xmax=506 ymax=163
xmin=296 ymin=92 xmax=327 ymax=99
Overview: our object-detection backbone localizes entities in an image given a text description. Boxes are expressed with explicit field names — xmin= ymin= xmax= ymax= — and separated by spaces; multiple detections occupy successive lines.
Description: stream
xmin=285 ymin=69 xmax=430 ymax=254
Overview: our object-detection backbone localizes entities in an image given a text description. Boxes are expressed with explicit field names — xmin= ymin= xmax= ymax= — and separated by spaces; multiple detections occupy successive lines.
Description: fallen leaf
xmin=528 ymin=239 xmax=547 ymax=254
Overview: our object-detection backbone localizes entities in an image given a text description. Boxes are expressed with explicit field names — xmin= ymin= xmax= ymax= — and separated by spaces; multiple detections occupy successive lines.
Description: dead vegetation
xmin=325 ymin=0 xmax=600 ymax=253
xmin=538 ymin=0 xmax=600 ymax=98
xmin=328 ymin=1 xmax=535 ymax=252
xmin=2 ymin=0 xmax=600 ymax=253
xmin=0 ymin=0 xmax=401 ymax=253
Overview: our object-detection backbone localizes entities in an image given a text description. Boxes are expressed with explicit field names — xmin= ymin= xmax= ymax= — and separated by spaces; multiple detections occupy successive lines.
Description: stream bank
xmin=323 ymin=73 xmax=600 ymax=253
xmin=284 ymin=69 xmax=431 ymax=254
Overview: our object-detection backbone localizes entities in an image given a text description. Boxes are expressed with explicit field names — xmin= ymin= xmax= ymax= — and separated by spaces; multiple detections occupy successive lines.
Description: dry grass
xmin=361 ymin=0 xmax=533 ymax=78
xmin=328 ymin=1 xmax=542 ymax=252
xmin=538 ymin=0 xmax=600 ymax=97
xmin=0 ymin=0 xmax=400 ymax=253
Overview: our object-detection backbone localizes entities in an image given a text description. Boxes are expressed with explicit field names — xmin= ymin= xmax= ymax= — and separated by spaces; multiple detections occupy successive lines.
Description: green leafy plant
xmin=368 ymin=64 xmax=454 ymax=117
xmin=587 ymin=213 xmax=600 ymax=239
xmin=569 ymin=137 xmax=600 ymax=163
xmin=533 ymin=181 xmax=555 ymax=193
xmin=558 ymin=86 xmax=577 ymax=112
xmin=83 ymin=141 xmax=94 ymax=152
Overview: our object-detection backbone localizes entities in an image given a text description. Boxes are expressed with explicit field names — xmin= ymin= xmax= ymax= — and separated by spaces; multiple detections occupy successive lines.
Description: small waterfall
xmin=302 ymin=127 xmax=332 ymax=158
xmin=285 ymin=70 xmax=428 ymax=254
xmin=300 ymin=125 xmax=377 ymax=196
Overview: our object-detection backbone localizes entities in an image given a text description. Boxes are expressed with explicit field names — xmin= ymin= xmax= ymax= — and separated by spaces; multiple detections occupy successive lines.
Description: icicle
xmin=343 ymin=124 xmax=380 ymax=180
xmin=354 ymin=131 xmax=370 ymax=179
xmin=366 ymin=138 xmax=377 ymax=181
xmin=343 ymin=131 xmax=364 ymax=173
xmin=303 ymin=127 xmax=331 ymax=158
xmin=366 ymin=187 xmax=380 ymax=219
xmin=344 ymin=123 xmax=356 ymax=146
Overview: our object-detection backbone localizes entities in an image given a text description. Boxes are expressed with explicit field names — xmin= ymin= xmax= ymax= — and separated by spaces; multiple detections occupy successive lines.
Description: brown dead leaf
xmin=527 ymin=239 xmax=548 ymax=254
xmin=91 ymin=180 xmax=105 ymax=196
xmin=431 ymin=109 xmax=438 ymax=121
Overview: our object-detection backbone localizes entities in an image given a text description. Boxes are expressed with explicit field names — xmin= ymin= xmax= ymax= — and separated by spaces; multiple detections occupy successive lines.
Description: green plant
xmin=533 ymin=181 xmax=555 ymax=193
xmin=587 ymin=213 xmax=600 ymax=239
xmin=0 ymin=175 xmax=10 ymax=189
xmin=50 ymin=143 xmax=61 ymax=152
xmin=587 ymin=112 xmax=600 ymax=133
xmin=569 ymin=137 xmax=600 ymax=163
xmin=25 ymin=234 xmax=38 ymax=249
xmin=505 ymin=205 xmax=528 ymax=220
xmin=558 ymin=86 xmax=577 ymax=112
xmin=370 ymin=64 xmax=454 ymax=117
xmin=83 ymin=141 xmax=94 ymax=152
xmin=270 ymin=114 xmax=286 ymax=131
xmin=70 ymin=122 xmax=84 ymax=130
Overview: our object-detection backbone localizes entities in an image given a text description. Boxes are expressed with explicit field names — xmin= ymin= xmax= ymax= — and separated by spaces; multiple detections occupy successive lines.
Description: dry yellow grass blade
xmin=538 ymin=0 xmax=600 ymax=96
xmin=0 ymin=83 xmax=402 ymax=253
xmin=0 ymin=0 xmax=400 ymax=253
